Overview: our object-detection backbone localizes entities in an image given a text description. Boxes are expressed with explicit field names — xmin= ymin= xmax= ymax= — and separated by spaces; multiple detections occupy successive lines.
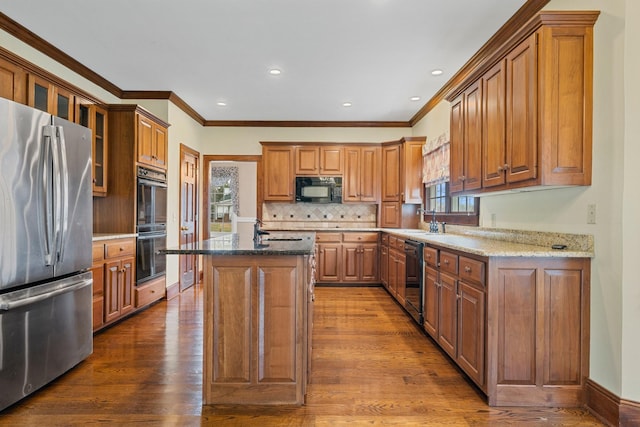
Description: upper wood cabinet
xmin=343 ymin=145 xmax=380 ymax=203
xmin=295 ymin=145 xmax=343 ymax=175
xmin=402 ymin=137 xmax=425 ymax=204
xmin=448 ymin=11 xmax=598 ymax=195
xmin=0 ymin=57 xmax=27 ymax=104
xmin=77 ymin=99 xmax=108 ymax=197
xmin=381 ymin=143 xmax=401 ymax=202
xmin=27 ymin=74 xmax=75 ymax=121
xmin=137 ymin=114 xmax=168 ymax=170
xmin=262 ymin=144 xmax=295 ymax=201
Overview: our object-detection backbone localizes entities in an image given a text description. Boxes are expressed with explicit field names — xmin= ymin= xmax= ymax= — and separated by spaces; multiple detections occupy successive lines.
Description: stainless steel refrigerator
xmin=0 ymin=97 xmax=93 ymax=411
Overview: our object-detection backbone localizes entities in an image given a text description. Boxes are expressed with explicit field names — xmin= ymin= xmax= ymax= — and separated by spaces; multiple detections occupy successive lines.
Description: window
xmin=423 ymin=182 xmax=479 ymax=226
xmin=209 ymin=166 xmax=239 ymax=233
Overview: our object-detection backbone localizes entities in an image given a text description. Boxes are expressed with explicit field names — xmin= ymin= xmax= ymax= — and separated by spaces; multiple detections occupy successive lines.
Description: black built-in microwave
xmin=295 ymin=176 xmax=342 ymax=203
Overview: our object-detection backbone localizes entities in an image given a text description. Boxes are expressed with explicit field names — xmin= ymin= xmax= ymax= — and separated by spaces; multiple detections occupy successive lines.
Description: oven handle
xmin=137 ymin=232 xmax=167 ymax=240
xmin=138 ymin=177 xmax=167 ymax=188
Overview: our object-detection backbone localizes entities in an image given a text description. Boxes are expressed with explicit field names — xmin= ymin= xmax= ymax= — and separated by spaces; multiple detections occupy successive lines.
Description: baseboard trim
xmin=166 ymin=281 xmax=180 ymax=300
xmin=585 ymin=379 xmax=640 ymax=426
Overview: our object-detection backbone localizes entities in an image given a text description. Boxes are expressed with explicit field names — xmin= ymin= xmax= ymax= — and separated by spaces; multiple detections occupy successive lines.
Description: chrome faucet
xmin=253 ymin=218 xmax=270 ymax=243
xmin=429 ymin=210 xmax=439 ymax=233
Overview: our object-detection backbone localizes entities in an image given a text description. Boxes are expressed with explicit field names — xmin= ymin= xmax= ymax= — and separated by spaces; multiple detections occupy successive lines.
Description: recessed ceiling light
xmin=269 ymin=68 xmax=281 ymax=75
xmin=216 ymin=101 xmax=227 ymax=107
xmin=431 ymin=69 xmax=444 ymax=76
xmin=410 ymin=96 xmax=421 ymax=101
xmin=342 ymin=102 xmax=352 ymax=107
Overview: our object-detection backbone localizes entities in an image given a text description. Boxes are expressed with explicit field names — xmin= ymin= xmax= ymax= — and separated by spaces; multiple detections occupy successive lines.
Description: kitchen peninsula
xmin=163 ymin=232 xmax=315 ymax=405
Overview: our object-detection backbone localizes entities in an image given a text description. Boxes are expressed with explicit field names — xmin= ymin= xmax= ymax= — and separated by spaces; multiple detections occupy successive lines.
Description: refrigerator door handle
xmin=55 ymin=125 xmax=69 ymax=263
xmin=0 ymin=277 xmax=92 ymax=311
xmin=42 ymin=125 xmax=56 ymax=266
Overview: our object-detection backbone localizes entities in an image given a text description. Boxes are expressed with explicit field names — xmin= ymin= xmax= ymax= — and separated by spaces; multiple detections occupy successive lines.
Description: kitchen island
xmin=163 ymin=232 xmax=315 ymax=405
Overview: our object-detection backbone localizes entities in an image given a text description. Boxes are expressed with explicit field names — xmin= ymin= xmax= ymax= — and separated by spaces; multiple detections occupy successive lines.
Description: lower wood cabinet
xmin=387 ymin=235 xmax=406 ymax=304
xmin=422 ymin=243 xmax=590 ymax=407
xmin=315 ymin=232 xmax=379 ymax=284
xmin=202 ymin=254 xmax=313 ymax=405
xmin=92 ymin=236 xmax=165 ymax=332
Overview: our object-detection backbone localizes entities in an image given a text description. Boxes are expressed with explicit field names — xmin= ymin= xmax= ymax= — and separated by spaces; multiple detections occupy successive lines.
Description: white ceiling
xmin=0 ymin=0 xmax=528 ymax=122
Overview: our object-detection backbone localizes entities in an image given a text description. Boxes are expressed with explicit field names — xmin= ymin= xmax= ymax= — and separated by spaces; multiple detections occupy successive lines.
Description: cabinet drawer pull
xmin=464 ymin=266 xmax=471 ymax=273
xmin=444 ymin=259 xmax=449 ymax=265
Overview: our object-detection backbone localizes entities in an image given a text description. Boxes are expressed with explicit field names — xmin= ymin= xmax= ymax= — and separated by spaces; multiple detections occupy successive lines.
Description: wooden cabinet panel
xmin=457 ymin=281 xmax=485 ymax=387
xmin=438 ymin=272 xmax=458 ymax=357
xmin=381 ymin=144 xmax=401 ymax=201
xmin=380 ymin=202 xmax=400 ymax=228
xmin=295 ymin=145 xmax=343 ymax=175
xmin=0 ymin=58 xmax=27 ymax=103
xmin=463 ymin=81 xmax=483 ymax=192
xmin=135 ymin=276 xmax=166 ymax=308
xmin=506 ymin=34 xmax=537 ymax=185
xmin=403 ymin=140 xmax=424 ymax=204
xmin=343 ymin=145 xmax=380 ymax=203
xmin=423 ymin=265 xmax=439 ymax=338
xmin=449 ymin=96 xmax=465 ymax=193
xmin=482 ymin=60 xmax=507 ymax=188
xmin=263 ymin=145 xmax=295 ymax=201
xmin=95 ymin=237 xmax=136 ymax=329
xmin=317 ymin=232 xmax=379 ymax=284
xmin=137 ymin=114 xmax=168 ymax=170
xmin=317 ymin=243 xmax=340 ymax=282
xmin=28 ymin=74 xmax=74 ymax=120
xmin=380 ymin=244 xmax=389 ymax=289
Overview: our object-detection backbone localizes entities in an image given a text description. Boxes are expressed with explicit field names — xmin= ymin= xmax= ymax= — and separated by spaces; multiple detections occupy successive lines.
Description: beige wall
xmin=1 ymin=0 xmax=637 ymax=402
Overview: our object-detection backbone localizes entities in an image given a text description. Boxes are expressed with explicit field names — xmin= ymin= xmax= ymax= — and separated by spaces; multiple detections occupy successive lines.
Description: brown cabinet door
xmin=92 ymin=105 xmax=108 ymax=196
xmin=0 ymin=58 xmax=27 ymax=103
xmin=482 ymin=60 xmax=507 ymax=188
xmin=341 ymin=244 xmax=359 ymax=282
xmin=360 ymin=244 xmax=378 ymax=282
xmin=343 ymin=147 xmax=361 ymax=202
xmin=506 ymin=33 xmax=537 ymax=184
xmin=403 ymin=141 xmax=424 ymax=204
xmin=317 ymin=243 xmax=340 ymax=282
xmin=27 ymin=74 xmax=54 ymax=114
xmin=381 ymin=144 xmax=401 ymax=201
xmin=395 ymin=251 xmax=406 ymax=305
xmin=359 ymin=146 xmax=380 ymax=202
xmin=104 ymin=260 xmax=121 ymax=323
xmin=263 ymin=146 xmax=295 ymax=201
xmin=438 ymin=272 xmax=457 ymax=358
xmin=463 ymin=81 xmax=483 ymax=192
xmin=295 ymin=146 xmax=319 ymax=175
xmin=120 ymin=257 xmax=135 ymax=315
xmin=449 ymin=95 xmax=465 ymax=193
xmin=153 ymin=124 xmax=168 ymax=169
xmin=90 ymin=263 xmax=105 ymax=331
xmin=457 ymin=281 xmax=485 ymax=386
xmin=388 ymin=249 xmax=398 ymax=296
xmin=137 ymin=115 xmax=154 ymax=166
xmin=423 ymin=266 xmax=439 ymax=338
xmin=380 ymin=244 xmax=389 ymax=288
xmin=380 ymin=202 xmax=400 ymax=228
xmin=319 ymin=146 xmax=343 ymax=175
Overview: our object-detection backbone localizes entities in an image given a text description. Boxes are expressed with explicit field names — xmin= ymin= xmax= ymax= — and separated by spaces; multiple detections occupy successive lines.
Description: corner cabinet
xmin=448 ymin=11 xmax=599 ymax=195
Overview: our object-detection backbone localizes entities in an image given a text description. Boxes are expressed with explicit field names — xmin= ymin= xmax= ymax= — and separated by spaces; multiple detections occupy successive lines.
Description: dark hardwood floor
xmin=0 ymin=285 xmax=603 ymax=426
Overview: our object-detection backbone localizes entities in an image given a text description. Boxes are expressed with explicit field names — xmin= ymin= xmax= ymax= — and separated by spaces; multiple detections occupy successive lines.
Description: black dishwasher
xmin=404 ymin=239 xmax=424 ymax=324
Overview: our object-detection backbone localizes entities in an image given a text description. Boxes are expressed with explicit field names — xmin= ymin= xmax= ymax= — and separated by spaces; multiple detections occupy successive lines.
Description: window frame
xmin=422 ymin=183 xmax=480 ymax=226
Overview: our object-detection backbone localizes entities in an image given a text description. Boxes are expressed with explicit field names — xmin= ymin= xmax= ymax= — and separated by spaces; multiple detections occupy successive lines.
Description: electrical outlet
xmin=587 ymin=204 xmax=596 ymax=224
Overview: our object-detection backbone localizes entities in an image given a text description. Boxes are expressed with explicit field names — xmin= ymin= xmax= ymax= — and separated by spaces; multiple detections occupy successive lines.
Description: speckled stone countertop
xmin=93 ymin=233 xmax=138 ymax=241
xmin=263 ymin=225 xmax=594 ymax=258
xmin=162 ymin=232 xmax=316 ymax=256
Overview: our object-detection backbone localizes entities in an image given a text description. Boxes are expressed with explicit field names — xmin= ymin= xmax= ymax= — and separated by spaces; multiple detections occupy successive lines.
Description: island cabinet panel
xmin=487 ymin=257 xmax=590 ymax=407
xmin=211 ymin=266 xmax=251 ymax=383
xmin=203 ymin=255 xmax=309 ymax=405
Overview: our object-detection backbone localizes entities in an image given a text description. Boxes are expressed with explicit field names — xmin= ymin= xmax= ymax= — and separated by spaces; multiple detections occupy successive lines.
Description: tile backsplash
xmin=262 ymin=203 xmax=377 ymax=229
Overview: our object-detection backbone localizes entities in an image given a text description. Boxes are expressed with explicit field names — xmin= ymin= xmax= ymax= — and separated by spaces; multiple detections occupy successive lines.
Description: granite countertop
xmin=162 ymin=232 xmax=316 ymax=256
xmin=93 ymin=233 xmax=138 ymax=241
xmin=263 ymin=226 xmax=594 ymax=258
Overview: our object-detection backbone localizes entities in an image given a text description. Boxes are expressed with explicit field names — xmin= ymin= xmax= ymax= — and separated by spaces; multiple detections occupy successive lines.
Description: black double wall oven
xmin=136 ymin=166 xmax=167 ymax=285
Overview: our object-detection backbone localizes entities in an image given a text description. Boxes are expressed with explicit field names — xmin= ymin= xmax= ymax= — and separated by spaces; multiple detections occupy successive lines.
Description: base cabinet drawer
xmin=135 ymin=276 xmax=166 ymax=308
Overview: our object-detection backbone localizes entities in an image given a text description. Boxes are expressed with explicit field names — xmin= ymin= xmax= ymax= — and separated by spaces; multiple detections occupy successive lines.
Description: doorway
xmin=203 ymin=155 xmax=262 ymax=239
xmin=179 ymin=144 xmax=199 ymax=292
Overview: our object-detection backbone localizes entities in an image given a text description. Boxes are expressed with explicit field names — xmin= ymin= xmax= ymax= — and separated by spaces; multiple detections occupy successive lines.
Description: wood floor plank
xmin=0 ymin=285 xmax=603 ymax=426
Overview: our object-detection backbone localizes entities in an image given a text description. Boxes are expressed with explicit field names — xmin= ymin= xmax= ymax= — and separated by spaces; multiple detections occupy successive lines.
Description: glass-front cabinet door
xmin=76 ymin=98 xmax=109 ymax=197
xmin=28 ymin=74 xmax=74 ymax=120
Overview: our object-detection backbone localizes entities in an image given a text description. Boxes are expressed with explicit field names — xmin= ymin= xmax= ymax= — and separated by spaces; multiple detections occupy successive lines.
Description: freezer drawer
xmin=0 ymin=271 xmax=93 ymax=411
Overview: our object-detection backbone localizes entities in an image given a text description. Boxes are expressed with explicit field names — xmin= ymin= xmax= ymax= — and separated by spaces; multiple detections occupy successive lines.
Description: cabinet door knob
xmin=464 ymin=266 xmax=471 ymax=273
